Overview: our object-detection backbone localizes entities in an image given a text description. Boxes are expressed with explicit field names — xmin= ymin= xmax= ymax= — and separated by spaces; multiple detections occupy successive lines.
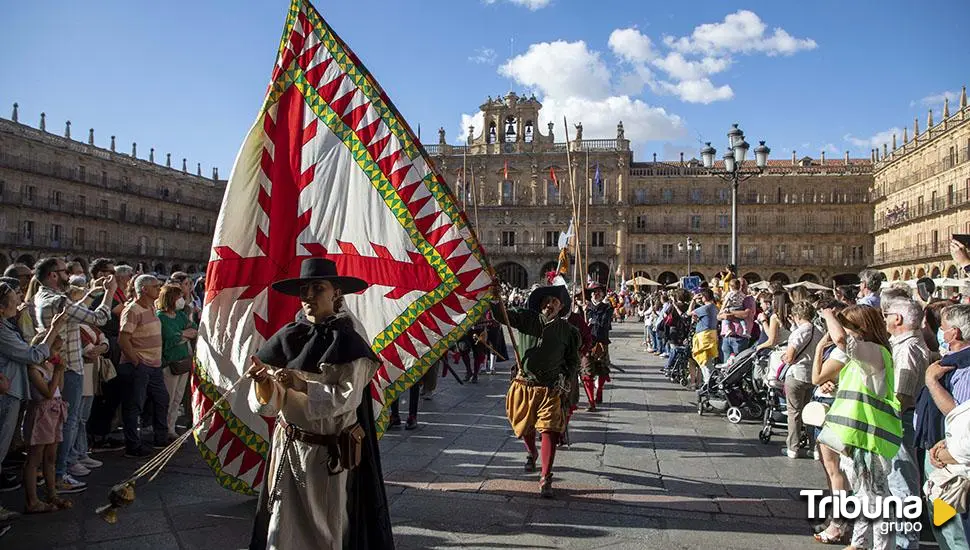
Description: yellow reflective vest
xmin=824 ymin=346 xmax=902 ymax=459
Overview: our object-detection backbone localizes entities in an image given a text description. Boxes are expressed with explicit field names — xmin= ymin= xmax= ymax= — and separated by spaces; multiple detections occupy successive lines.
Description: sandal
xmin=24 ymin=502 xmax=55 ymax=514
xmin=49 ymin=497 xmax=73 ymax=510
xmin=813 ymin=528 xmax=848 ymax=545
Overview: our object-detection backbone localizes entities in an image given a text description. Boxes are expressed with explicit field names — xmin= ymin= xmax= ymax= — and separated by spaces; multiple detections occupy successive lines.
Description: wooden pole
xmin=461 ymin=142 xmax=468 ymax=212
xmin=584 ymin=148 xmax=590 ymax=298
xmin=562 ymin=117 xmax=583 ymax=299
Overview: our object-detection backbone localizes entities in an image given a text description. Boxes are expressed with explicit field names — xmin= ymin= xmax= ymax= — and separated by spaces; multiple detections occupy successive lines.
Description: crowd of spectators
xmin=0 ymin=257 xmax=201 ymax=520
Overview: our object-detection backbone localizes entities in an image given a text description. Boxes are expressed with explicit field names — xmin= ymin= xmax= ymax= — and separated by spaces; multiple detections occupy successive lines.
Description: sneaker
xmin=813 ymin=449 xmax=821 ymax=461
xmin=0 ymin=474 xmax=22 ymax=493
xmin=66 ymin=463 xmax=91 ymax=478
xmin=405 ymin=417 xmax=418 ymax=430
xmin=79 ymin=456 xmax=103 ymax=469
xmin=781 ymin=448 xmax=801 ymax=459
xmin=90 ymin=438 xmax=125 ymax=453
xmin=124 ymin=446 xmax=155 ymax=459
xmin=388 ymin=415 xmax=402 ymax=428
xmin=55 ymin=475 xmax=88 ymax=494
xmin=0 ymin=506 xmax=20 ymax=521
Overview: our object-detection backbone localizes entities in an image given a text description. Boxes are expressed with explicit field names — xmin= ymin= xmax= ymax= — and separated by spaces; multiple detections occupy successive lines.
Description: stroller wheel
xmin=726 ymin=407 xmax=743 ymax=424
xmin=745 ymin=403 xmax=764 ymax=419
xmin=758 ymin=427 xmax=772 ymax=443
xmin=679 ymin=377 xmax=689 ymax=388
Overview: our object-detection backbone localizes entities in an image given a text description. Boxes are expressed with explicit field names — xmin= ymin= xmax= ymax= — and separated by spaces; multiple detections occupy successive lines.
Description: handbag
xmin=166 ymin=341 xmax=194 ymax=376
xmin=94 ymin=356 xmax=117 ymax=396
xmin=924 ymin=465 xmax=970 ymax=513
xmin=802 ymin=401 xmax=830 ymax=427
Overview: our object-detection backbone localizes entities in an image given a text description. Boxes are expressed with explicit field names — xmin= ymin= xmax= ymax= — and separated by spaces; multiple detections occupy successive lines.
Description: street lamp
xmin=699 ymin=124 xmax=770 ymax=270
xmin=678 ymin=236 xmax=701 ymax=279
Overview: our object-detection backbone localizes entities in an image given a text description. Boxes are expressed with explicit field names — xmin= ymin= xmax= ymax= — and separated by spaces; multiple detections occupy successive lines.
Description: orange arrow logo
xmin=934 ymin=498 xmax=957 ymax=527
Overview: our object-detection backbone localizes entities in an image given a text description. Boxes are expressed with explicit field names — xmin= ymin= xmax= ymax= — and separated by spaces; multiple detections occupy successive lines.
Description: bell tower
xmin=469 ymin=92 xmax=549 ymax=153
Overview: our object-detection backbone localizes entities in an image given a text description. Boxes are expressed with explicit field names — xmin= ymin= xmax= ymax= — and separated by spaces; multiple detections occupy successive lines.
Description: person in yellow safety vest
xmin=815 ymin=305 xmax=901 ymax=549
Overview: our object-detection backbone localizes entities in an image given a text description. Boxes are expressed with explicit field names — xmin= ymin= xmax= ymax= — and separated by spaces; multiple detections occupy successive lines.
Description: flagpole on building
xmin=461 ymin=138 xmax=468 ymax=213
xmin=584 ymin=148 xmax=590 ymax=295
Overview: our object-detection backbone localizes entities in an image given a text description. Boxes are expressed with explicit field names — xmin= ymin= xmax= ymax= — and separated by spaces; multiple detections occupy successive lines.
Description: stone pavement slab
xmin=1 ymin=322 xmax=832 ymax=548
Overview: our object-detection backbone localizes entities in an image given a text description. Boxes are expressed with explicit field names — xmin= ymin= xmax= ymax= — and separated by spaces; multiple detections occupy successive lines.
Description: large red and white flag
xmin=192 ymin=0 xmax=492 ymax=495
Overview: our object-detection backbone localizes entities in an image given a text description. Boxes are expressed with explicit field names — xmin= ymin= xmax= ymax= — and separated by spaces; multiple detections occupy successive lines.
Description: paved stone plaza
xmin=1 ymin=323 xmax=831 ymax=549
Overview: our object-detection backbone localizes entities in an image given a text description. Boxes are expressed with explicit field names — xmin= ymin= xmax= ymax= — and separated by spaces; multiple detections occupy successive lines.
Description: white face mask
xmin=175 ymin=297 xmax=186 ymax=310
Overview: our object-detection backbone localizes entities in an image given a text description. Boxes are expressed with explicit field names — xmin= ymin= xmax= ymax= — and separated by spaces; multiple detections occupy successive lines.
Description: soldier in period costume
xmin=562 ymin=295 xmax=593 ymax=443
xmin=246 ymin=258 xmax=394 ymax=550
xmin=493 ymin=283 xmax=580 ymax=498
xmin=582 ymin=283 xmax=613 ymax=411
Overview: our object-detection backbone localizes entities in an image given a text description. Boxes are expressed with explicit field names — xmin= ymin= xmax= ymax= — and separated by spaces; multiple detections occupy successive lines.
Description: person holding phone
xmin=32 ymin=258 xmax=116 ymax=495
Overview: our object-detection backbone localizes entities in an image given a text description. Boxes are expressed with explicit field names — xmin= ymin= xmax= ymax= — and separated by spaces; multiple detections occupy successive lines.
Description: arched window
xmin=524 ymin=120 xmax=534 ymax=143
xmin=487 ymin=121 xmax=497 ymax=144
xmin=504 ymin=115 xmax=517 ymax=143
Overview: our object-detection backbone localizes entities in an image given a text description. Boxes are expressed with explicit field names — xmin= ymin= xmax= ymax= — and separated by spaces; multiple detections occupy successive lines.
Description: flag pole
xmin=583 ymin=148 xmax=590 ymax=308
xmin=461 ymin=140 xmax=468 ymax=213
xmin=562 ymin=117 xmax=582 ymax=298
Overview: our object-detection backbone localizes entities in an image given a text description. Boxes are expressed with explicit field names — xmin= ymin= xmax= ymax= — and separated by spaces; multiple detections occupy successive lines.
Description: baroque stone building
xmin=0 ymin=104 xmax=225 ymax=274
xmin=426 ymin=92 xmax=874 ymax=288
xmin=871 ymin=86 xmax=970 ymax=282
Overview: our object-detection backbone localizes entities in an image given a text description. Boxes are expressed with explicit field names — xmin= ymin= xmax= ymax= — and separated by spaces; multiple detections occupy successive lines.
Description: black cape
xmin=249 ymin=315 xmax=395 ymax=550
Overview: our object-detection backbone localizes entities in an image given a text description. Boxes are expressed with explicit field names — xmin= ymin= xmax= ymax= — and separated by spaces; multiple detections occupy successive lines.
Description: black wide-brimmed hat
xmin=271 ymin=258 xmax=369 ymax=296
xmin=528 ymin=285 xmax=571 ymax=314
xmin=583 ymin=282 xmax=606 ymax=299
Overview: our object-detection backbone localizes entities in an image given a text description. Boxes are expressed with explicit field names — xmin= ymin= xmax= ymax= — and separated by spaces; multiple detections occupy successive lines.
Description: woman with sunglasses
xmin=0 ymin=280 xmax=67 ymax=520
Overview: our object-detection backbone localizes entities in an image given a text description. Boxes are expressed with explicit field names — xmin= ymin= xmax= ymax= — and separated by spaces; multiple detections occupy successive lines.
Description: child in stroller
xmin=696 ymin=346 xmax=767 ymax=423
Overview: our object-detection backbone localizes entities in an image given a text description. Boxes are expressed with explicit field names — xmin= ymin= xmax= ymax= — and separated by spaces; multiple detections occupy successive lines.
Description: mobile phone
xmin=953 ymin=234 xmax=970 ymax=248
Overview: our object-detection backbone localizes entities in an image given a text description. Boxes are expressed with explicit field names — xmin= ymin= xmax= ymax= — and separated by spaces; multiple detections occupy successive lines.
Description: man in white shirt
xmin=884 ymin=297 xmax=930 ymax=550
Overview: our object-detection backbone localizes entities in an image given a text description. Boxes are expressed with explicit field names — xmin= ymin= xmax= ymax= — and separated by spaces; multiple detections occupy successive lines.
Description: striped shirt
xmin=120 ymin=302 xmax=163 ymax=368
xmin=34 ymin=285 xmax=112 ymax=375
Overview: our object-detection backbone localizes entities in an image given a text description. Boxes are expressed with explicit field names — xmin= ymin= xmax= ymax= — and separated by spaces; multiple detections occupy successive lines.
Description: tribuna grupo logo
xmin=801 ymin=490 xmax=926 ymax=534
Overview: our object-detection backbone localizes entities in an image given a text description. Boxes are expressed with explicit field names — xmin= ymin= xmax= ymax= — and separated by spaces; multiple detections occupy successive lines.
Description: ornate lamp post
xmin=700 ymin=123 xmax=770 ymax=269
xmin=678 ymin=236 xmax=701 ymax=279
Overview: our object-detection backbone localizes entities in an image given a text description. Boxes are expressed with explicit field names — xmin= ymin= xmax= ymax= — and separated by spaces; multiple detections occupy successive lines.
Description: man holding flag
xmin=190 ymin=0 xmax=493 ymax=547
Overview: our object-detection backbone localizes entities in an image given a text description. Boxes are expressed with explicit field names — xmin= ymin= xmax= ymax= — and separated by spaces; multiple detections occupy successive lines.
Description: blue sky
xmin=1 ymin=0 xmax=966 ymax=175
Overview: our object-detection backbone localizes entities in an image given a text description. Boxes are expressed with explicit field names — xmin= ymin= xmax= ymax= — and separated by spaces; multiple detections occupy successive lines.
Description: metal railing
xmin=627 ymin=190 xmax=870 ymax=206
xmin=874 ymin=189 xmax=968 ymax=232
xmin=0 ymin=152 xmax=223 ymax=212
xmin=872 ymin=244 xmax=952 ymax=265
xmin=2 ymin=191 xmax=213 ymax=234
xmin=876 ymin=146 xmax=970 ymax=196
xmin=626 ymin=252 xmax=869 ymax=269
xmin=626 ymin=222 xmax=869 ymax=235
xmin=0 ymin=231 xmax=206 ymax=261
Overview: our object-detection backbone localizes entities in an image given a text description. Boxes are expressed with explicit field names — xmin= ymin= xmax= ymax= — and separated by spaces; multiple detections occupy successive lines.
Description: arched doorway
xmin=742 ymin=272 xmax=762 ymax=283
xmin=539 ymin=261 xmax=559 ymax=280
xmin=931 ymin=266 xmax=942 ymax=278
xmin=688 ymin=271 xmax=706 ymax=281
xmin=15 ymin=254 xmax=35 ymax=267
xmin=916 ymin=267 xmax=926 ymax=278
xmin=947 ymin=265 xmax=959 ymax=278
xmin=633 ymin=270 xmax=651 ymax=279
xmin=657 ymin=271 xmax=678 ymax=286
xmin=154 ymin=263 xmax=166 ymax=275
xmin=495 ymin=262 xmax=529 ymax=289
xmin=798 ymin=273 xmax=820 ymax=283
xmin=832 ymin=273 xmax=860 ymax=286
xmin=892 ymin=270 xmax=901 ymax=281
xmin=769 ymin=272 xmax=791 ymax=285
xmin=903 ymin=269 xmax=913 ymax=280
xmin=172 ymin=263 xmax=183 ymax=274
xmin=588 ymin=262 xmax=610 ymax=285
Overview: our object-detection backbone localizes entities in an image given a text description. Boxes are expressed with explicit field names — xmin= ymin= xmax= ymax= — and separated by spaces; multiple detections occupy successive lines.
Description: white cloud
xmin=663 ymin=10 xmax=816 ymax=56
xmin=843 ymin=127 xmax=903 ymax=149
xmin=651 ymin=52 xmax=731 ymax=81
xmin=656 ymin=78 xmax=734 ymax=104
xmin=499 ymin=40 xmax=611 ymax=100
xmin=538 ymin=96 xmax=686 ymax=143
xmin=482 ymin=0 xmax=551 ymax=9
xmin=608 ymin=28 xmax=657 ymax=63
xmin=468 ymin=47 xmax=496 ymax=65
xmin=913 ymin=90 xmax=959 ymax=108
xmin=457 ymin=111 xmax=485 ymax=144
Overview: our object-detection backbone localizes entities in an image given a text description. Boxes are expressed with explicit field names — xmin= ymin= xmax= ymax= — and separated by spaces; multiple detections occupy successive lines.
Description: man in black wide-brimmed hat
xmin=581 ymin=282 xmax=613 ymax=410
xmin=491 ymin=282 xmax=580 ymax=498
xmin=246 ymin=258 xmax=394 ymax=550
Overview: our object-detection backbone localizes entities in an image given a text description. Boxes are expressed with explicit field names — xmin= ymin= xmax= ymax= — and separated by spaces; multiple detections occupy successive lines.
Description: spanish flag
xmin=550 ymin=166 xmax=559 ymax=189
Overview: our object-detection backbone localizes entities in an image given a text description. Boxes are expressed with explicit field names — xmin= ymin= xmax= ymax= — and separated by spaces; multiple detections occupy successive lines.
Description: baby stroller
xmin=663 ymin=320 xmax=694 ymax=388
xmin=755 ymin=347 xmax=811 ymax=448
xmin=696 ymin=347 xmax=766 ymax=424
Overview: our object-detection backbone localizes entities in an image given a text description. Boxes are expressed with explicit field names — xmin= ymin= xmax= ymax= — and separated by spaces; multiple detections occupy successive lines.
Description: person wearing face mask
xmin=492 ymin=282 xmax=580 ymax=498
xmin=914 ymin=304 xmax=970 ymax=550
xmin=156 ymin=284 xmax=198 ymax=442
